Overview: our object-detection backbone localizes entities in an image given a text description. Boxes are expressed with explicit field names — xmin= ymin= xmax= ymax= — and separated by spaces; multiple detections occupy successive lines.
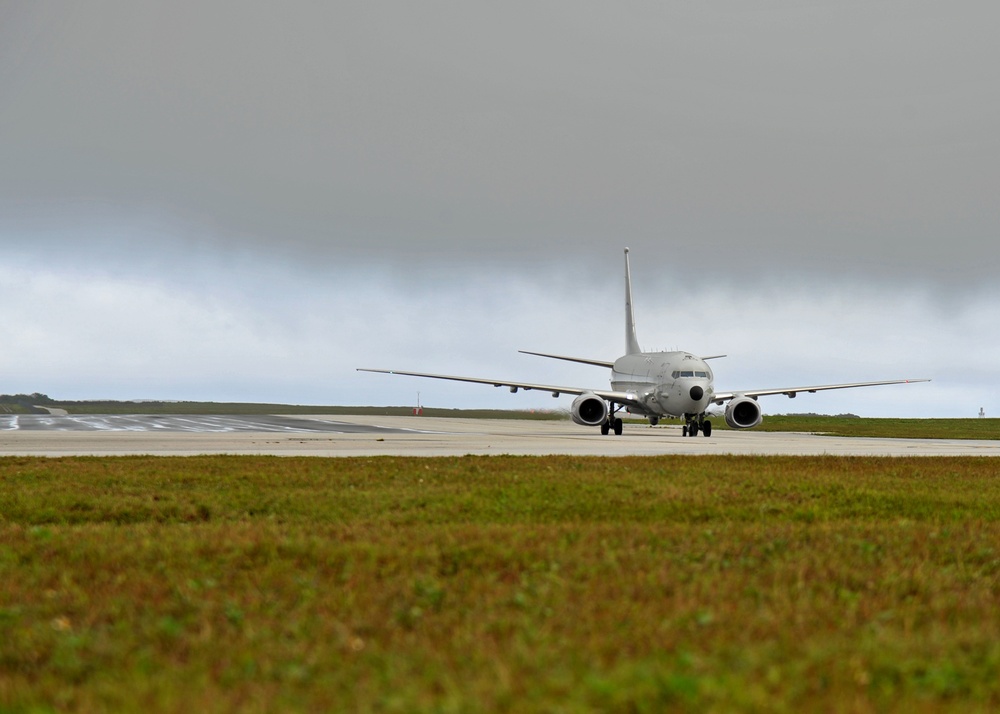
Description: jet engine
xmin=725 ymin=396 xmax=763 ymax=429
xmin=570 ymin=392 xmax=609 ymax=426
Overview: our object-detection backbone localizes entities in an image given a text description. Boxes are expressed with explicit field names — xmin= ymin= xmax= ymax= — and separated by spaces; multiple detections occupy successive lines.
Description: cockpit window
xmin=673 ymin=370 xmax=709 ymax=379
xmin=696 ymin=371 xmax=708 ymax=378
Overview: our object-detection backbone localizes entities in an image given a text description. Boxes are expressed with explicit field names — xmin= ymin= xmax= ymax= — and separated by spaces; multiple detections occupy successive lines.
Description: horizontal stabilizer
xmin=357 ymin=367 xmax=639 ymax=406
xmin=518 ymin=350 xmax=615 ymax=369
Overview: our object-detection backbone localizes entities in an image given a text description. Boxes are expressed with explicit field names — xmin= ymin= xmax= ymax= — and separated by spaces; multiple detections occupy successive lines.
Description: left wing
xmin=712 ymin=378 xmax=930 ymax=405
xmin=357 ymin=368 xmax=641 ymax=406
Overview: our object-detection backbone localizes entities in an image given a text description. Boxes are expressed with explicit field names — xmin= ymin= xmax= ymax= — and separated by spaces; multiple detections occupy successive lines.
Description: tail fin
xmin=624 ymin=248 xmax=641 ymax=355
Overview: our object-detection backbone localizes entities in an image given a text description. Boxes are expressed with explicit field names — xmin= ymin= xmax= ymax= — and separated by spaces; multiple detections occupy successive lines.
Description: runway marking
xmin=3 ymin=416 xmax=997 ymax=457
xmin=0 ymin=414 xmax=443 ymax=435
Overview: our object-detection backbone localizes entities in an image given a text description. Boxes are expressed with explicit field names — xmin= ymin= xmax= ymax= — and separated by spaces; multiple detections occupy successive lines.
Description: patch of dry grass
xmin=2 ymin=455 xmax=1000 ymax=712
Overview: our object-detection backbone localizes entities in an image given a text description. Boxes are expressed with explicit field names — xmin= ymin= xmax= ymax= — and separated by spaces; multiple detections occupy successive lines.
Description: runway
xmin=0 ymin=414 xmax=997 ymax=457
xmin=0 ymin=414 xmax=427 ymax=434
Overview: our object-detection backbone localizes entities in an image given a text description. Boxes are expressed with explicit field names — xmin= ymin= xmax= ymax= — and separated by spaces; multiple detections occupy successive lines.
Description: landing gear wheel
xmin=689 ymin=423 xmax=699 ymax=437
xmin=702 ymin=421 xmax=712 ymax=437
xmin=682 ymin=425 xmax=688 ymax=437
xmin=600 ymin=422 xmax=610 ymax=436
xmin=613 ymin=418 xmax=623 ymax=436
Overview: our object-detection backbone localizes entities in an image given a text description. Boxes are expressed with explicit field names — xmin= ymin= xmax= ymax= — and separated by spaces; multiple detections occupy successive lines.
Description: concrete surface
xmin=1 ymin=415 xmax=997 ymax=457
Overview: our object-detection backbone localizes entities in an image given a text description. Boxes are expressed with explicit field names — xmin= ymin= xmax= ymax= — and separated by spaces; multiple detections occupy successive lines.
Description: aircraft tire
xmin=613 ymin=418 xmax=623 ymax=436
xmin=601 ymin=422 xmax=610 ymax=436
xmin=689 ymin=423 xmax=700 ymax=437
xmin=703 ymin=421 xmax=712 ymax=437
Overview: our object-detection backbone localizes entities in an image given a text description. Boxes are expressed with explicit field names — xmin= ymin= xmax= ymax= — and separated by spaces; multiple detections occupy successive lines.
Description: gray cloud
xmin=1 ymin=2 xmax=996 ymax=415
xmin=2 ymin=2 xmax=998 ymax=285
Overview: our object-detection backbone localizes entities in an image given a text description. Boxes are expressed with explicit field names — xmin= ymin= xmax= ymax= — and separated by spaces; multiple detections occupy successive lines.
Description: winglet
xmin=624 ymin=248 xmax=641 ymax=355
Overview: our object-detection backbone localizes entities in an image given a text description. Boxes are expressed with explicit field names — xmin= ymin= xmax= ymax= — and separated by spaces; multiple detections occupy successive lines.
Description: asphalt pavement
xmin=1 ymin=415 xmax=997 ymax=457
xmin=0 ymin=414 xmax=421 ymax=434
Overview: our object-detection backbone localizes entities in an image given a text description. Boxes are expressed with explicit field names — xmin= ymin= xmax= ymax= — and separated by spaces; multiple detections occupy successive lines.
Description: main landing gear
xmin=600 ymin=403 xmax=625 ymax=436
xmin=600 ymin=418 xmax=623 ymax=436
xmin=683 ymin=416 xmax=713 ymax=438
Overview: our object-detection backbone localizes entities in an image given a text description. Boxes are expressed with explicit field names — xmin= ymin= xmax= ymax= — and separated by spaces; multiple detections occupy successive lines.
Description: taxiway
xmin=0 ymin=414 xmax=997 ymax=457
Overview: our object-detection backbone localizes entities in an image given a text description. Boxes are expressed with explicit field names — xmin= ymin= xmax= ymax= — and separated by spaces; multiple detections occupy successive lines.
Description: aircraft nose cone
xmin=689 ymin=385 xmax=705 ymax=401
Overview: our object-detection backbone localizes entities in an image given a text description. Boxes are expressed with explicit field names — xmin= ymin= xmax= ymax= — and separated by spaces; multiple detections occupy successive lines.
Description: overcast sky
xmin=1 ymin=2 xmax=997 ymax=418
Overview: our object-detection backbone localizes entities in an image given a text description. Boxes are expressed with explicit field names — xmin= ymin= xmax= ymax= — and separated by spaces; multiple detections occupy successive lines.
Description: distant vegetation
xmin=626 ymin=414 xmax=997 ymax=440
xmin=3 ymin=455 xmax=1000 ymax=711
xmin=50 ymin=402 xmax=565 ymax=420
xmin=732 ymin=414 xmax=999 ymax=440
xmin=0 ymin=393 xmax=54 ymax=414
xmin=0 ymin=394 xmax=562 ymax=420
xmin=782 ymin=412 xmax=862 ymax=419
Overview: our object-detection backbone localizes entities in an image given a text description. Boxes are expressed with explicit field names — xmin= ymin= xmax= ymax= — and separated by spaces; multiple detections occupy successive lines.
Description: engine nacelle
xmin=570 ymin=392 xmax=609 ymax=426
xmin=725 ymin=396 xmax=763 ymax=429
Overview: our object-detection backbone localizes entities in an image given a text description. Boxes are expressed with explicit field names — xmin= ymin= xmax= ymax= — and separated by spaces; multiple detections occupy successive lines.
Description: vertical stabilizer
xmin=624 ymin=248 xmax=641 ymax=355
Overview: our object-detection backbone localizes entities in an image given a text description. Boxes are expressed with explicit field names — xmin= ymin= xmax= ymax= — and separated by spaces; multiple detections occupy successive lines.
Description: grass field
xmin=727 ymin=416 xmax=999 ymax=440
xmin=3 ymin=455 xmax=1000 ymax=712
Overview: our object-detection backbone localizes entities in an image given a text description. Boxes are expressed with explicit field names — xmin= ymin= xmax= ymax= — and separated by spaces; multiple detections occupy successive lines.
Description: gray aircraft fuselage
xmin=612 ymin=351 xmax=714 ymax=418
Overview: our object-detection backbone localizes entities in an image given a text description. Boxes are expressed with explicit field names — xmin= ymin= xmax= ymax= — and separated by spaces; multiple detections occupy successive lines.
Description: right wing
xmin=357 ymin=368 xmax=641 ymax=406
xmin=711 ymin=378 xmax=931 ymax=405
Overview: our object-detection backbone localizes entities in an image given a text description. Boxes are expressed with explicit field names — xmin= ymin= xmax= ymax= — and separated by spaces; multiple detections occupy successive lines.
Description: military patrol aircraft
xmin=359 ymin=249 xmax=928 ymax=437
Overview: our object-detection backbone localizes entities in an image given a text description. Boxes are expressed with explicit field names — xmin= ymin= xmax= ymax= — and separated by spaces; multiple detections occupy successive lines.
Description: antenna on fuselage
xmin=624 ymin=248 xmax=641 ymax=355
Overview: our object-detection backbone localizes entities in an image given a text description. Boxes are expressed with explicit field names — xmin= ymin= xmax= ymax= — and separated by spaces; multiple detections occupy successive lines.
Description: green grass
xmin=739 ymin=415 xmax=999 ymax=440
xmin=625 ymin=415 xmax=998 ymax=440
xmin=3 ymin=455 xmax=1000 ymax=711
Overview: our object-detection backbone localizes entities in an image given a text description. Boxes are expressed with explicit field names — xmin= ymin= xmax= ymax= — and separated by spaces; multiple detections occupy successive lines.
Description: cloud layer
xmin=1 ymin=2 xmax=996 ymax=416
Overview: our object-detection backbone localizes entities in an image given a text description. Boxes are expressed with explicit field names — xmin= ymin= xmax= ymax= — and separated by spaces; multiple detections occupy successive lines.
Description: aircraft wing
xmin=711 ymin=378 xmax=930 ymax=405
xmin=357 ymin=368 xmax=641 ymax=405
